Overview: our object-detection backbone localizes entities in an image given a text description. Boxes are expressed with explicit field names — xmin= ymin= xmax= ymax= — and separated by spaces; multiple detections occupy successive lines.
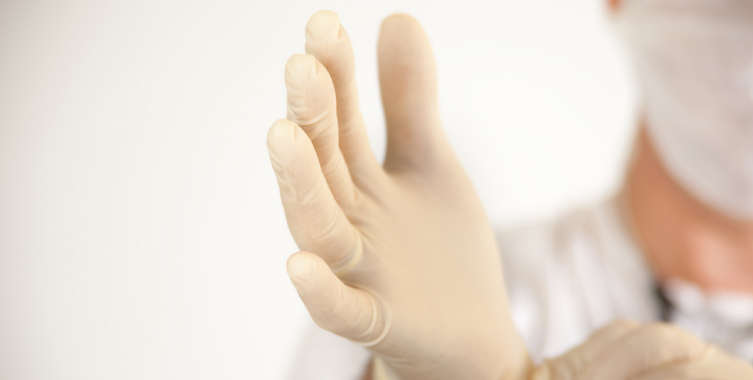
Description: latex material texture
xmin=267 ymin=11 xmax=529 ymax=380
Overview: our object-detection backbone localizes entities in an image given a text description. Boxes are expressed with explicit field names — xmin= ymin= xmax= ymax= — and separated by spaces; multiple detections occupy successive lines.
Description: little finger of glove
xmin=287 ymin=251 xmax=391 ymax=346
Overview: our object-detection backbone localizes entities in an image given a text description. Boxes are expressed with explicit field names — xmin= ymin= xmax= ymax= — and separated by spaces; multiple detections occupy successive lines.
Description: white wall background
xmin=0 ymin=0 xmax=636 ymax=379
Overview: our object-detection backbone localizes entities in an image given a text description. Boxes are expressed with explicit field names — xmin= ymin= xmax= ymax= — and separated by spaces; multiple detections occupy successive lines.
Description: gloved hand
xmin=532 ymin=320 xmax=753 ymax=380
xmin=267 ymin=10 xmax=530 ymax=380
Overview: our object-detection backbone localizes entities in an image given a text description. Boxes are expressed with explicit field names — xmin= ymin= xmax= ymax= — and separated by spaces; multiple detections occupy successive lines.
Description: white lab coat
xmin=285 ymin=198 xmax=663 ymax=380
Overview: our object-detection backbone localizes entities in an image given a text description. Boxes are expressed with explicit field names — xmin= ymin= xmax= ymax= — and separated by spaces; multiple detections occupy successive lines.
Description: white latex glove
xmin=533 ymin=320 xmax=753 ymax=380
xmin=631 ymin=347 xmax=753 ymax=379
xmin=267 ymin=11 xmax=530 ymax=380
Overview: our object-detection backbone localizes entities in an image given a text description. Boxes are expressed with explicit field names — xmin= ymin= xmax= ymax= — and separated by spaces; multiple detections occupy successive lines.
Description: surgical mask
xmin=616 ymin=0 xmax=753 ymax=220
xmin=662 ymin=278 xmax=753 ymax=362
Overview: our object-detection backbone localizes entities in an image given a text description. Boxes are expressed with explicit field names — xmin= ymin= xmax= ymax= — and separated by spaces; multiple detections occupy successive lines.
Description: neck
xmin=621 ymin=127 xmax=753 ymax=294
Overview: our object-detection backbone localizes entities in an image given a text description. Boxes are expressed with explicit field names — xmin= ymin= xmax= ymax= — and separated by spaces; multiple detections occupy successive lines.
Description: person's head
xmin=614 ymin=0 xmax=753 ymax=221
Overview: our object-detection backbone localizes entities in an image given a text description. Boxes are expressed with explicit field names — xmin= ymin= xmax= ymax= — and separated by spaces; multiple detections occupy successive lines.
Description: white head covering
xmin=617 ymin=0 xmax=753 ymax=220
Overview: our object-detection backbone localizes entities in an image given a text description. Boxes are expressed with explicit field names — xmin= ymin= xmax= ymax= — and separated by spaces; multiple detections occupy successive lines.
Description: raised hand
xmin=267 ymin=11 xmax=530 ymax=380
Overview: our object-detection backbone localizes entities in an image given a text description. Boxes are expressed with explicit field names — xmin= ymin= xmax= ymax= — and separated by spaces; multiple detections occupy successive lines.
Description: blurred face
xmin=618 ymin=0 xmax=753 ymax=294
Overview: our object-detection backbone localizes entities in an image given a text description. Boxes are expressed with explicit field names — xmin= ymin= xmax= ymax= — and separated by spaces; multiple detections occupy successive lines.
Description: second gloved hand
xmin=533 ymin=320 xmax=753 ymax=380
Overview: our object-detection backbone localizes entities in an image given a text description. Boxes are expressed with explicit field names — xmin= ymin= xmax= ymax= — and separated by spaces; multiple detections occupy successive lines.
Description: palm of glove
xmin=267 ymin=11 xmax=527 ymax=380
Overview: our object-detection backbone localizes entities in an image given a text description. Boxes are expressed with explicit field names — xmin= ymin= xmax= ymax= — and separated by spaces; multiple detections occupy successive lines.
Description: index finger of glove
xmin=267 ymin=119 xmax=362 ymax=272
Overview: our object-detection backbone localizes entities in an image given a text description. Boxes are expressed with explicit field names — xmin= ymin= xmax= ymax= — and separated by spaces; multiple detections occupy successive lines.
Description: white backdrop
xmin=0 ymin=0 xmax=636 ymax=379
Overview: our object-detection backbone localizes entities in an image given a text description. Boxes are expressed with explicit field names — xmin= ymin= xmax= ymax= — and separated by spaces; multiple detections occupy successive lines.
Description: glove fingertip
xmin=305 ymin=10 xmax=340 ymax=42
xmin=267 ymin=119 xmax=301 ymax=155
xmin=286 ymin=251 xmax=321 ymax=290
